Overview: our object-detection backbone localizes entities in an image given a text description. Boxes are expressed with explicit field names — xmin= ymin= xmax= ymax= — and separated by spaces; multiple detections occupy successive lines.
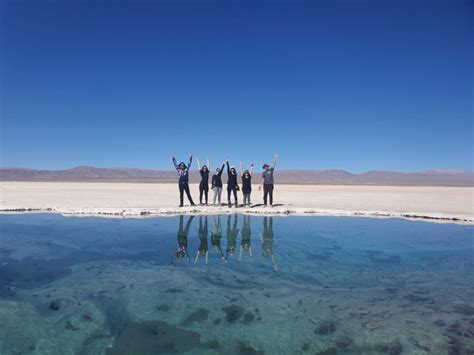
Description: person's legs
xmin=199 ymin=184 xmax=204 ymax=204
xmin=268 ymin=184 xmax=274 ymax=205
xmin=178 ymin=183 xmax=184 ymax=206
xmin=263 ymin=184 xmax=269 ymax=205
xmin=184 ymin=183 xmax=195 ymax=205
xmin=243 ymin=193 xmax=247 ymax=205
xmin=233 ymin=188 xmax=238 ymax=206
xmin=227 ymin=187 xmax=232 ymax=206
xmin=204 ymin=188 xmax=209 ymax=204
xmin=213 ymin=188 xmax=218 ymax=205
xmin=217 ymin=187 xmax=222 ymax=204
xmin=248 ymin=191 xmax=252 ymax=205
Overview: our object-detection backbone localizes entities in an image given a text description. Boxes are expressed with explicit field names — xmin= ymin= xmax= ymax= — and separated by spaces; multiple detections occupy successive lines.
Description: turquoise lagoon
xmin=0 ymin=214 xmax=473 ymax=354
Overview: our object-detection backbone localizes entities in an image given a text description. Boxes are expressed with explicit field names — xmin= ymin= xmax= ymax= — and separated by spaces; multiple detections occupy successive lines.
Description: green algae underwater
xmin=0 ymin=213 xmax=473 ymax=354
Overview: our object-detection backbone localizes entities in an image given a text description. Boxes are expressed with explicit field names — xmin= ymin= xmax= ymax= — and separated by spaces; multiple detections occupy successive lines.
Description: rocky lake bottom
xmin=0 ymin=214 xmax=473 ymax=354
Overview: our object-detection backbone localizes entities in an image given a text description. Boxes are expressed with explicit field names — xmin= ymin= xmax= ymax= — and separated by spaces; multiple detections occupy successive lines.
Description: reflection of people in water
xmin=261 ymin=216 xmax=277 ymax=271
xmin=239 ymin=215 xmax=253 ymax=260
xmin=211 ymin=215 xmax=225 ymax=261
xmin=171 ymin=215 xmax=194 ymax=265
xmin=226 ymin=214 xmax=239 ymax=260
xmin=195 ymin=216 xmax=209 ymax=264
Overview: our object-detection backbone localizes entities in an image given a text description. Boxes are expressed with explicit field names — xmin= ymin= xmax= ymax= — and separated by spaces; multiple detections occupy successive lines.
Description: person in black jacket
xmin=196 ymin=157 xmax=210 ymax=205
xmin=226 ymin=159 xmax=239 ymax=207
xmin=211 ymin=161 xmax=226 ymax=205
xmin=240 ymin=162 xmax=254 ymax=206
xmin=172 ymin=154 xmax=196 ymax=207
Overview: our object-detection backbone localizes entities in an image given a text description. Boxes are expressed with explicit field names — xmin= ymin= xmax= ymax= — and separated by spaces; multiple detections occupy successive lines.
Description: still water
xmin=0 ymin=214 xmax=473 ymax=354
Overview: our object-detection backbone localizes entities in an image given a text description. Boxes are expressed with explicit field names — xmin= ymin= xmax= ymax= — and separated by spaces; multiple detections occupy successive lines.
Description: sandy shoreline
xmin=0 ymin=182 xmax=473 ymax=224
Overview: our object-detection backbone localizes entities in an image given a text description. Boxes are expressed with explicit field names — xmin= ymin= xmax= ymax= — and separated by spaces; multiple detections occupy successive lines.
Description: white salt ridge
xmin=0 ymin=182 xmax=472 ymax=224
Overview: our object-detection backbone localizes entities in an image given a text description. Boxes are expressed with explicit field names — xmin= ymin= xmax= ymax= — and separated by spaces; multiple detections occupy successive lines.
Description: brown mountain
xmin=0 ymin=166 xmax=473 ymax=186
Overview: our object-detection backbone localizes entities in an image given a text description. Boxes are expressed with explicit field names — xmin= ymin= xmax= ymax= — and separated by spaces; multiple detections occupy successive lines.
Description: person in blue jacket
xmin=172 ymin=154 xmax=196 ymax=207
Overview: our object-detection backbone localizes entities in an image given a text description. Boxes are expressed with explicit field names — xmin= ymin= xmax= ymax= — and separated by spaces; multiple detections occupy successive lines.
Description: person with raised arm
xmin=172 ymin=154 xmax=196 ymax=207
xmin=240 ymin=162 xmax=254 ymax=206
xmin=259 ymin=154 xmax=279 ymax=207
xmin=196 ymin=157 xmax=210 ymax=205
xmin=226 ymin=159 xmax=239 ymax=208
xmin=211 ymin=160 xmax=226 ymax=205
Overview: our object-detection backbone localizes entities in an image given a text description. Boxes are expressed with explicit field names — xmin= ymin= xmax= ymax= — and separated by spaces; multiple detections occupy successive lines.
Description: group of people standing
xmin=172 ymin=154 xmax=279 ymax=208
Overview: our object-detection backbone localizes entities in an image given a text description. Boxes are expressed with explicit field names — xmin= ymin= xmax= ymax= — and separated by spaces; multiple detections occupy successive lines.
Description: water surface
xmin=0 ymin=214 xmax=473 ymax=354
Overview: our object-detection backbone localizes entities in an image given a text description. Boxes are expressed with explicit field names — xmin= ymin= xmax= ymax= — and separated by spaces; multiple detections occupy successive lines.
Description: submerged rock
xmin=49 ymin=299 xmax=62 ymax=311
xmin=182 ymin=308 xmax=209 ymax=325
xmin=238 ymin=341 xmax=264 ymax=355
xmin=452 ymin=303 xmax=474 ymax=316
xmin=105 ymin=320 xmax=217 ymax=355
xmin=374 ymin=340 xmax=402 ymax=355
xmin=300 ymin=342 xmax=310 ymax=351
xmin=156 ymin=304 xmax=170 ymax=312
xmin=336 ymin=336 xmax=353 ymax=349
xmin=243 ymin=312 xmax=255 ymax=324
xmin=222 ymin=304 xmax=244 ymax=323
xmin=314 ymin=321 xmax=336 ymax=335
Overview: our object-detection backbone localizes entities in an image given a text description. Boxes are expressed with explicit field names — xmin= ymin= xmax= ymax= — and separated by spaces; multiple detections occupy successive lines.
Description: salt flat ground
xmin=0 ymin=182 xmax=473 ymax=223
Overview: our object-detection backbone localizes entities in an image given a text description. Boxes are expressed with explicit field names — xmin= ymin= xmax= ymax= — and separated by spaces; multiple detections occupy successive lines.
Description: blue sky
xmin=1 ymin=0 xmax=472 ymax=172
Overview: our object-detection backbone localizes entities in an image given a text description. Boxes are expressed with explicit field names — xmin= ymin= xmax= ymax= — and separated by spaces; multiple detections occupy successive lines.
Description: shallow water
xmin=0 ymin=214 xmax=473 ymax=354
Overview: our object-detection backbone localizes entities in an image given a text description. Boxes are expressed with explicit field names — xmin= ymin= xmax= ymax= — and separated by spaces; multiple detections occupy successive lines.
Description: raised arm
xmin=240 ymin=162 xmax=243 ymax=176
xmin=218 ymin=162 xmax=225 ymax=176
xmin=226 ymin=160 xmax=230 ymax=173
xmin=207 ymin=157 xmax=210 ymax=171
xmin=272 ymin=154 xmax=279 ymax=169
xmin=172 ymin=156 xmax=178 ymax=168
xmin=250 ymin=163 xmax=254 ymax=176
xmin=188 ymin=154 xmax=193 ymax=169
xmin=196 ymin=157 xmax=201 ymax=171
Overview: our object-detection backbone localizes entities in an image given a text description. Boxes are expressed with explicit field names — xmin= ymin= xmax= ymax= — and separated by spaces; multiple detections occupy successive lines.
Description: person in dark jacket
xmin=226 ymin=160 xmax=239 ymax=207
xmin=240 ymin=162 xmax=254 ymax=206
xmin=211 ymin=161 xmax=226 ymax=205
xmin=172 ymin=154 xmax=196 ymax=207
xmin=259 ymin=154 xmax=279 ymax=207
xmin=196 ymin=157 xmax=210 ymax=205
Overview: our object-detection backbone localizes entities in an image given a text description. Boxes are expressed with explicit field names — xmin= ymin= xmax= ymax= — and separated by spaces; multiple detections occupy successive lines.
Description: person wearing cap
xmin=172 ymin=154 xmax=196 ymax=207
xmin=259 ymin=154 xmax=279 ymax=206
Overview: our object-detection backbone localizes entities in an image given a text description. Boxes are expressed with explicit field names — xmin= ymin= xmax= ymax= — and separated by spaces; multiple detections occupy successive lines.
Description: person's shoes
xmin=191 ymin=203 xmax=196 ymax=207
xmin=228 ymin=203 xmax=232 ymax=208
xmin=179 ymin=204 xmax=184 ymax=208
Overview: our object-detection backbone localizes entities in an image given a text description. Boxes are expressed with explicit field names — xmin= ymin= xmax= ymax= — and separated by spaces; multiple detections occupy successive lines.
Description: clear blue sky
xmin=1 ymin=0 xmax=472 ymax=172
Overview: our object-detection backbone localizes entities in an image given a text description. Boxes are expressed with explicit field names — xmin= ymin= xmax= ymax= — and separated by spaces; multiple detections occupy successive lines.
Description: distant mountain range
xmin=1 ymin=166 xmax=473 ymax=186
